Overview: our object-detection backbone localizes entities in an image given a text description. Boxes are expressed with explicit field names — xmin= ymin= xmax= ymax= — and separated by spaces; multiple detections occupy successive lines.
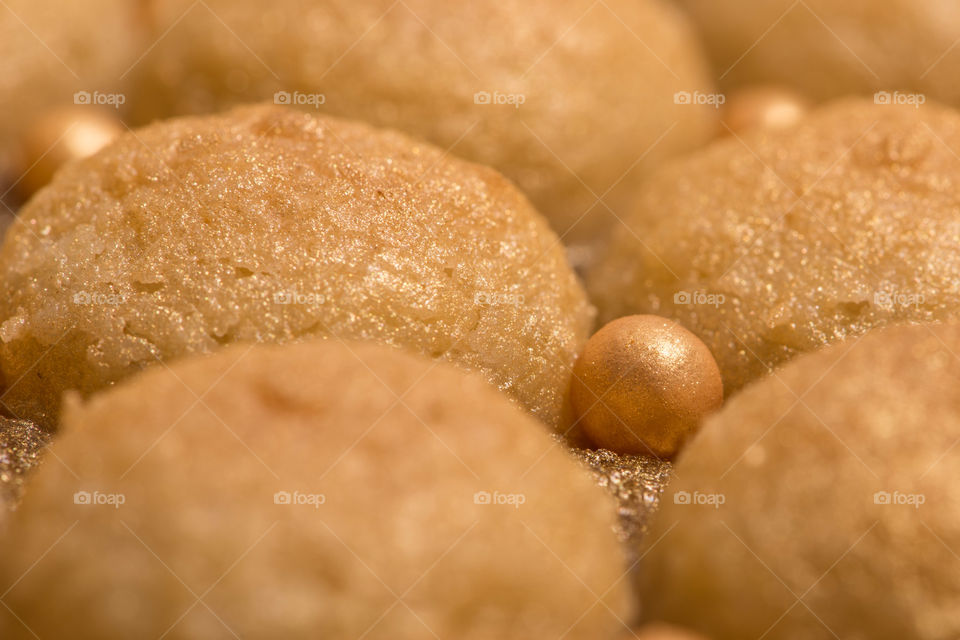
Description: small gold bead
xmin=720 ymin=85 xmax=810 ymax=136
xmin=617 ymin=623 xmax=712 ymax=640
xmin=570 ymin=315 xmax=723 ymax=458
xmin=16 ymin=106 xmax=123 ymax=200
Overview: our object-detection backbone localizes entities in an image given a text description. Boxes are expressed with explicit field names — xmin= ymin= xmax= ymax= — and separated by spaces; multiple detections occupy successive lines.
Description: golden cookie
xmin=589 ymin=99 xmax=960 ymax=394
xmin=0 ymin=105 xmax=592 ymax=428
xmin=638 ymin=323 xmax=960 ymax=639
xmin=0 ymin=341 xmax=628 ymax=639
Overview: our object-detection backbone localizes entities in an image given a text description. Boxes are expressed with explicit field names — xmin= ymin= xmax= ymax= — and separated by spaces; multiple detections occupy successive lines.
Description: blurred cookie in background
xmin=0 ymin=0 xmax=137 ymax=192
xmin=677 ymin=0 xmax=960 ymax=107
xmin=125 ymin=0 xmax=719 ymax=260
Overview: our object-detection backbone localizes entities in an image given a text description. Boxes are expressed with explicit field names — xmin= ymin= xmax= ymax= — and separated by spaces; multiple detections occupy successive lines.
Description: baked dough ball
xmin=0 ymin=105 xmax=592 ymax=429
xmin=0 ymin=340 xmax=628 ymax=640
xmin=676 ymin=0 xmax=960 ymax=106
xmin=128 ymin=0 xmax=718 ymax=250
xmin=636 ymin=323 xmax=960 ymax=639
xmin=589 ymin=99 xmax=960 ymax=394
xmin=0 ymin=0 xmax=137 ymax=182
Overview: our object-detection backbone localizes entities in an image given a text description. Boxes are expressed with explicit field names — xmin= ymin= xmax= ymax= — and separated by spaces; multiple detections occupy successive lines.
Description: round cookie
xmin=637 ymin=323 xmax=960 ymax=639
xmin=589 ymin=99 xmax=960 ymax=394
xmin=676 ymin=0 xmax=960 ymax=106
xmin=0 ymin=105 xmax=593 ymax=429
xmin=127 ymin=0 xmax=718 ymax=252
xmin=0 ymin=340 xmax=629 ymax=639
xmin=0 ymin=0 xmax=137 ymax=186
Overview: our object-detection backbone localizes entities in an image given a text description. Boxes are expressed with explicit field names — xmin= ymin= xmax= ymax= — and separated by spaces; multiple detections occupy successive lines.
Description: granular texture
xmin=0 ymin=417 xmax=48 ymax=522
xmin=0 ymin=340 xmax=629 ymax=640
xmin=572 ymin=446 xmax=673 ymax=553
xmin=677 ymin=0 xmax=960 ymax=106
xmin=127 ymin=0 xmax=718 ymax=252
xmin=0 ymin=105 xmax=593 ymax=429
xmin=637 ymin=323 xmax=960 ymax=639
xmin=589 ymin=100 xmax=960 ymax=394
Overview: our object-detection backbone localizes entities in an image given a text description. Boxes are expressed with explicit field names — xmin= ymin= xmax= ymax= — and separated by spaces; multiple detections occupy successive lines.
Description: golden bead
xmin=617 ymin=623 xmax=711 ymax=640
xmin=16 ymin=106 xmax=123 ymax=200
xmin=570 ymin=315 xmax=723 ymax=458
xmin=720 ymin=85 xmax=810 ymax=136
